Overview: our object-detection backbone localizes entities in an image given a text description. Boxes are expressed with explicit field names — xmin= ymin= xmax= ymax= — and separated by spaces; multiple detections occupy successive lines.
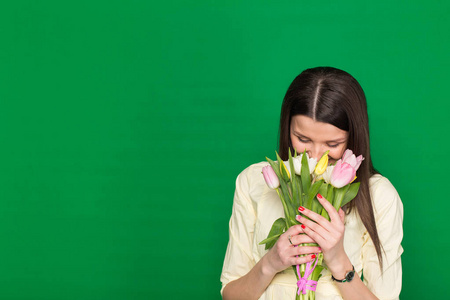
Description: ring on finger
xmin=288 ymin=235 xmax=293 ymax=245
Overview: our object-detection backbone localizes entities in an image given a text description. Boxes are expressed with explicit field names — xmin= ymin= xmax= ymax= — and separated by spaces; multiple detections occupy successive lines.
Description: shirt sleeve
xmin=220 ymin=166 xmax=258 ymax=295
xmin=361 ymin=176 xmax=404 ymax=300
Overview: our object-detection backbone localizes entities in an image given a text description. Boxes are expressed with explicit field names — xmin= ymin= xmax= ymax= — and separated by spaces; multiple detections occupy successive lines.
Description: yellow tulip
xmin=314 ymin=151 xmax=329 ymax=176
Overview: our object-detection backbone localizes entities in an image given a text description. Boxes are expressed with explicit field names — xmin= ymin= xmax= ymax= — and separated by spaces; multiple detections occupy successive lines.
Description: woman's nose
xmin=307 ymin=146 xmax=326 ymax=161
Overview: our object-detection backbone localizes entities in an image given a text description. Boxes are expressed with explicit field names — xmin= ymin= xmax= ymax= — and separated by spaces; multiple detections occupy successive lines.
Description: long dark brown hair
xmin=278 ymin=67 xmax=384 ymax=269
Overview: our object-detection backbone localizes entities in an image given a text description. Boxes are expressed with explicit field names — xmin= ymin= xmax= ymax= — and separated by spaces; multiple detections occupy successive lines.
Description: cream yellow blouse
xmin=220 ymin=162 xmax=403 ymax=300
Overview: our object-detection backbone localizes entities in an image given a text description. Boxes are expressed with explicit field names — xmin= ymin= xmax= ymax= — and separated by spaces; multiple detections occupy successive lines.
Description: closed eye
xmin=297 ymin=136 xmax=310 ymax=143
xmin=327 ymin=143 xmax=340 ymax=148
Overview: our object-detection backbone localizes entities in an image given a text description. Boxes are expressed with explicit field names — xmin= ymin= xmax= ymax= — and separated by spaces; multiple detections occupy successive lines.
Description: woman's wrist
xmin=326 ymin=254 xmax=353 ymax=280
xmin=259 ymin=253 xmax=279 ymax=277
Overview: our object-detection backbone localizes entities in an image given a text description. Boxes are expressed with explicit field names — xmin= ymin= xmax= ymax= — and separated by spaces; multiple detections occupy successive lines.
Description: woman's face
xmin=290 ymin=115 xmax=348 ymax=163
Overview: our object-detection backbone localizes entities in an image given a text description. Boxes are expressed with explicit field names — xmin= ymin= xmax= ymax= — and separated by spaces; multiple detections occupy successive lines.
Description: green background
xmin=0 ymin=1 xmax=448 ymax=299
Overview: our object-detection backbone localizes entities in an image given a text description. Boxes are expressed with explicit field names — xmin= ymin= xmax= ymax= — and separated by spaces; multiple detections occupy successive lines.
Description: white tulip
xmin=291 ymin=154 xmax=317 ymax=175
xmin=320 ymin=165 xmax=335 ymax=184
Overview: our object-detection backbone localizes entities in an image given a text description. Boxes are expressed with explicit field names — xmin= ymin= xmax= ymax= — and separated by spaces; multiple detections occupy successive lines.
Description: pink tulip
xmin=330 ymin=150 xmax=365 ymax=188
xmin=341 ymin=149 xmax=364 ymax=170
xmin=262 ymin=165 xmax=280 ymax=189
xmin=330 ymin=159 xmax=356 ymax=188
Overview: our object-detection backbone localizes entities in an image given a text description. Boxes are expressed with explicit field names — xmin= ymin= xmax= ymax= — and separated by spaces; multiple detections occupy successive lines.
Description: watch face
xmin=346 ymin=270 xmax=355 ymax=282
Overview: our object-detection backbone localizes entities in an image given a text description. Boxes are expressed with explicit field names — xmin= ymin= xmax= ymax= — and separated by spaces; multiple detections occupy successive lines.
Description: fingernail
xmin=296 ymin=215 xmax=301 ymax=221
xmin=298 ymin=206 xmax=305 ymax=211
xmin=301 ymin=224 xmax=306 ymax=229
xmin=317 ymin=193 xmax=322 ymax=199
xmin=311 ymin=254 xmax=316 ymax=259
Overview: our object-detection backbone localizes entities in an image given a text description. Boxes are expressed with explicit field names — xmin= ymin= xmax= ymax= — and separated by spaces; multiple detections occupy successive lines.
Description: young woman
xmin=220 ymin=67 xmax=403 ymax=300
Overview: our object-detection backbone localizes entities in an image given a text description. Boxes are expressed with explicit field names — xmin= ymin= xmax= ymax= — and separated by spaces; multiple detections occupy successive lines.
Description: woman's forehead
xmin=290 ymin=115 xmax=348 ymax=141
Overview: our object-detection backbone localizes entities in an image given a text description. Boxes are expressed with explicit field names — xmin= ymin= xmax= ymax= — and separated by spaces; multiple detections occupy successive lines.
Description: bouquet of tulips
xmin=260 ymin=149 xmax=364 ymax=300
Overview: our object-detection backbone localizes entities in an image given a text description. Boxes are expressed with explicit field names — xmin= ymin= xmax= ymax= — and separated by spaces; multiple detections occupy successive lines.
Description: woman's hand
xmin=263 ymin=224 xmax=321 ymax=276
xmin=295 ymin=193 xmax=351 ymax=276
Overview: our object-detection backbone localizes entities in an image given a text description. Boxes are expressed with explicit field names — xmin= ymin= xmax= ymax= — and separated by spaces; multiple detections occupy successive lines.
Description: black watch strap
xmin=331 ymin=265 xmax=355 ymax=283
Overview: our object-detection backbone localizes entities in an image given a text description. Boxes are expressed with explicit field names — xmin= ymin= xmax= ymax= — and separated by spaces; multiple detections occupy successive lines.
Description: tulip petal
xmin=345 ymin=154 xmax=358 ymax=169
xmin=334 ymin=159 xmax=343 ymax=169
xmin=292 ymin=156 xmax=302 ymax=175
xmin=354 ymin=155 xmax=365 ymax=170
xmin=342 ymin=149 xmax=353 ymax=162
xmin=322 ymin=165 xmax=335 ymax=184
xmin=262 ymin=165 xmax=280 ymax=189
xmin=308 ymin=157 xmax=318 ymax=174
xmin=330 ymin=161 xmax=356 ymax=188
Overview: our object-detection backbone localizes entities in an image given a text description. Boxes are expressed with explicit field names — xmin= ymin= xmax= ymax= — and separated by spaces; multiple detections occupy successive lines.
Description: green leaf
xmin=279 ymin=180 xmax=295 ymax=224
xmin=300 ymin=150 xmax=311 ymax=195
xmin=317 ymin=182 xmax=328 ymax=216
xmin=296 ymin=174 xmax=303 ymax=207
xmin=340 ymin=182 xmax=361 ymax=207
xmin=320 ymin=208 xmax=330 ymax=220
xmin=266 ymin=157 xmax=282 ymax=180
xmin=275 ymin=189 xmax=291 ymax=228
xmin=261 ymin=234 xmax=282 ymax=250
xmin=288 ymin=150 xmax=298 ymax=208
xmin=311 ymin=197 xmax=321 ymax=213
xmin=318 ymin=183 xmax=328 ymax=200
xmin=320 ymin=185 xmax=334 ymax=220
xmin=265 ymin=217 xmax=286 ymax=238
xmin=311 ymin=265 xmax=324 ymax=280
xmin=333 ymin=185 xmax=350 ymax=211
xmin=306 ymin=180 xmax=324 ymax=208
xmin=327 ymin=185 xmax=335 ymax=203
xmin=259 ymin=234 xmax=282 ymax=250
xmin=259 ymin=218 xmax=286 ymax=249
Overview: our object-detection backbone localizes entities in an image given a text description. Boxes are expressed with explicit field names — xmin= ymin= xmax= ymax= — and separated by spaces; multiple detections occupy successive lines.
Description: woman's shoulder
xmin=369 ymin=173 xmax=397 ymax=194
xmin=235 ymin=161 xmax=270 ymax=191
xmin=238 ymin=161 xmax=269 ymax=177
xmin=235 ymin=161 xmax=270 ymax=180
xmin=368 ymin=173 xmax=403 ymax=214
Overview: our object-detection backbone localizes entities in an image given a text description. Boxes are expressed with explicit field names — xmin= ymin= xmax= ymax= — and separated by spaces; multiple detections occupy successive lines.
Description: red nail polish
xmin=317 ymin=193 xmax=322 ymax=199
xmin=301 ymin=225 xmax=306 ymax=229
xmin=311 ymin=254 xmax=316 ymax=259
xmin=298 ymin=206 xmax=305 ymax=211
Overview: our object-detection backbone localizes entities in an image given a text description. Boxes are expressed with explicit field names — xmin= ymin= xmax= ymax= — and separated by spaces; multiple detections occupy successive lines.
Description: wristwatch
xmin=331 ymin=265 xmax=355 ymax=283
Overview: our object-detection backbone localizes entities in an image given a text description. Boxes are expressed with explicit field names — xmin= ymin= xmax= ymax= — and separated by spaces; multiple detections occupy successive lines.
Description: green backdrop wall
xmin=1 ymin=1 xmax=448 ymax=299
